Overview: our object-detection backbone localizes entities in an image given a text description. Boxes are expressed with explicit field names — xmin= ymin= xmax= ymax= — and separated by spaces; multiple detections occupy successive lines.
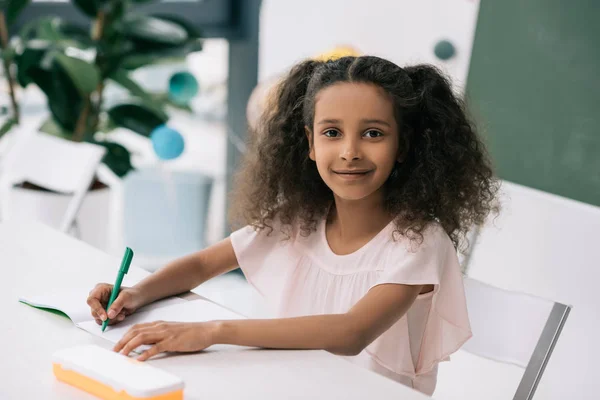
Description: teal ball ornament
xmin=434 ymin=40 xmax=456 ymax=61
xmin=151 ymin=125 xmax=185 ymax=160
xmin=168 ymin=71 xmax=199 ymax=105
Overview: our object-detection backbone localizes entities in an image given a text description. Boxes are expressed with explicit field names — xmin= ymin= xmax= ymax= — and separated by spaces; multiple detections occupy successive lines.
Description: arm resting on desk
xmin=114 ymin=282 xmax=422 ymax=361
xmin=215 ymin=282 xmax=422 ymax=356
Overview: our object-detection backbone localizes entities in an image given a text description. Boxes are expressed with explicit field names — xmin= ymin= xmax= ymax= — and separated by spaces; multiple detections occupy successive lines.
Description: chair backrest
xmin=0 ymin=131 xmax=106 ymax=233
xmin=463 ymin=277 xmax=570 ymax=400
xmin=462 ymin=180 xmax=600 ymax=400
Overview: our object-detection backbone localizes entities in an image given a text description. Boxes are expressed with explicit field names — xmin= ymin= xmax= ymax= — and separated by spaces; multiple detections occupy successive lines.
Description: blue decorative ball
xmin=150 ymin=125 xmax=185 ymax=160
xmin=434 ymin=40 xmax=456 ymax=61
xmin=168 ymin=71 xmax=199 ymax=105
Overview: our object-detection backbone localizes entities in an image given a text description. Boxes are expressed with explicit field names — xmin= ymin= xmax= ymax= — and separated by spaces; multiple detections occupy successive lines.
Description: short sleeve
xmin=230 ymin=223 xmax=301 ymax=309
xmin=367 ymin=224 xmax=472 ymax=377
xmin=374 ymin=224 xmax=448 ymax=289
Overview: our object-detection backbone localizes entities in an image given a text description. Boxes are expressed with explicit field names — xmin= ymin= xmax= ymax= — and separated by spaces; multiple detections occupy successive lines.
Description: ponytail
xmin=398 ymin=64 xmax=498 ymax=249
xmin=404 ymin=64 xmax=461 ymax=136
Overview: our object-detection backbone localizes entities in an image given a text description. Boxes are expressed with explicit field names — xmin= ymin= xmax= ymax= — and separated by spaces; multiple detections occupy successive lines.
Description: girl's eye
xmin=364 ymin=130 xmax=383 ymax=138
xmin=323 ymin=129 xmax=340 ymax=138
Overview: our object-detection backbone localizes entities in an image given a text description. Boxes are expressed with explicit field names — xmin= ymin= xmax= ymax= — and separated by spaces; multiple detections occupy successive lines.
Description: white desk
xmin=0 ymin=220 xmax=431 ymax=400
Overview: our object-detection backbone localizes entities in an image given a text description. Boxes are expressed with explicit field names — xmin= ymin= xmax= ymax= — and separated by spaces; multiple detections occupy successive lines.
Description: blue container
xmin=123 ymin=168 xmax=213 ymax=262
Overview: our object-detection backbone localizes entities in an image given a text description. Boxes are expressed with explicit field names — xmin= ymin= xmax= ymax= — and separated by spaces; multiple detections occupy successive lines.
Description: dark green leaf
xmin=16 ymin=41 xmax=50 ymax=87
xmin=123 ymin=15 xmax=188 ymax=47
xmin=5 ymin=0 xmax=31 ymax=26
xmin=37 ymin=17 xmax=67 ymax=41
xmin=109 ymin=68 xmax=168 ymax=120
xmin=0 ymin=117 xmax=16 ymax=139
xmin=120 ymin=48 xmax=187 ymax=70
xmin=150 ymin=14 xmax=202 ymax=39
xmin=95 ymin=141 xmax=134 ymax=177
xmin=28 ymin=65 xmax=83 ymax=132
xmin=50 ymin=63 xmax=84 ymax=132
xmin=26 ymin=66 xmax=53 ymax=95
xmin=54 ymin=53 xmax=100 ymax=95
xmin=72 ymin=0 xmax=98 ymax=17
xmin=19 ymin=17 xmax=92 ymax=48
xmin=107 ymin=103 xmax=167 ymax=137
xmin=98 ymin=37 xmax=134 ymax=77
xmin=108 ymin=0 xmax=125 ymax=20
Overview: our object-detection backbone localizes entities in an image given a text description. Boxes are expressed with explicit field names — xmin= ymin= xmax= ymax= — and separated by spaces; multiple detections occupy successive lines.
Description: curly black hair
xmin=230 ymin=56 xmax=499 ymax=252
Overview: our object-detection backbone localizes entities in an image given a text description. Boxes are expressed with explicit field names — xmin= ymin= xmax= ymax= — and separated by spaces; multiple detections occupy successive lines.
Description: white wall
xmin=259 ymin=0 xmax=481 ymax=92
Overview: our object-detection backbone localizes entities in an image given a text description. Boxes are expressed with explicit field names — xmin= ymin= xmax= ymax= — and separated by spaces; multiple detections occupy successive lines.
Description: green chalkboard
xmin=466 ymin=0 xmax=600 ymax=206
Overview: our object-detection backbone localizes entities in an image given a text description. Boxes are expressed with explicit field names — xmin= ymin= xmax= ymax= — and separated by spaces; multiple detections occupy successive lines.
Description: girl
xmin=87 ymin=56 xmax=498 ymax=395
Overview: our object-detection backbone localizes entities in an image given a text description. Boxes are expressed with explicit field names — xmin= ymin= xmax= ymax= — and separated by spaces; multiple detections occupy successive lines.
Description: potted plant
xmin=0 ymin=0 xmax=202 ymax=252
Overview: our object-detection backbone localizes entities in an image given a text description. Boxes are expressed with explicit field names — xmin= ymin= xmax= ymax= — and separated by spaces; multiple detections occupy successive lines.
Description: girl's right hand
xmin=87 ymin=284 xmax=146 ymax=326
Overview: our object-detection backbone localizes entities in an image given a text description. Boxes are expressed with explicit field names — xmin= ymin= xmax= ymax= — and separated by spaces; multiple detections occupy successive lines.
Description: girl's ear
xmin=305 ymin=126 xmax=315 ymax=161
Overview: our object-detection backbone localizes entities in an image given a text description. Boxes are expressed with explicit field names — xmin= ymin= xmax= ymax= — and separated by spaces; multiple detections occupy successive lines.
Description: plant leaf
xmin=120 ymin=47 xmax=187 ymax=70
xmin=28 ymin=65 xmax=83 ymax=132
xmin=107 ymin=103 xmax=167 ymax=137
xmin=108 ymin=68 xmax=168 ymax=120
xmin=123 ymin=15 xmax=188 ymax=47
xmin=150 ymin=14 xmax=202 ymax=39
xmin=20 ymin=17 xmax=92 ymax=48
xmin=95 ymin=141 xmax=134 ymax=177
xmin=5 ymin=0 xmax=32 ymax=26
xmin=72 ymin=0 xmax=98 ymax=17
xmin=54 ymin=53 xmax=100 ymax=95
xmin=16 ymin=41 xmax=50 ymax=87
xmin=37 ymin=17 xmax=67 ymax=41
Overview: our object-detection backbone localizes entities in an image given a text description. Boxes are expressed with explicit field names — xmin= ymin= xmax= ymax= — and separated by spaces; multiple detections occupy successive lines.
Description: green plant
xmin=0 ymin=0 xmax=202 ymax=177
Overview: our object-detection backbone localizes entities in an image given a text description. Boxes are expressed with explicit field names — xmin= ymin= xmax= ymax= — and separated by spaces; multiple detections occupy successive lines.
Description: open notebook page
xmin=19 ymin=289 xmax=186 ymax=325
xmin=78 ymin=298 xmax=245 ymax=352
xmin=18 ymin=266 xmax=183 ymax=324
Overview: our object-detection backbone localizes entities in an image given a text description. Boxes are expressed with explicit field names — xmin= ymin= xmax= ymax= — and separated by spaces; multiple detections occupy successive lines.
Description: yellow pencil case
xmin=52 ymin=344 xmax=184 ymax=400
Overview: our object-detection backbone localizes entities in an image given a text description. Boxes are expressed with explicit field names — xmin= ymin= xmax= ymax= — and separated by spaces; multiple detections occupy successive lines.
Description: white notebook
xmin=19 ymin=290 xmax=244 ymax=351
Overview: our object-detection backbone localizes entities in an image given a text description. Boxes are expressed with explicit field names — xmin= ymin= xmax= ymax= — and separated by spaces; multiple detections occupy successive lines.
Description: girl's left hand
xmin=113 ymin=321 xmax=217 ymax=361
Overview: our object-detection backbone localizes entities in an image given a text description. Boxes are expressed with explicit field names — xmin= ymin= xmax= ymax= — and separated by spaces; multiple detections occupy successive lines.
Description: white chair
xmin=461 ymin=277 xmax=571 ymax=400
xmin=448 ymin=180 xmax=599 ymax=400
xmin=0 ymin=131 xmax=106 ymax=233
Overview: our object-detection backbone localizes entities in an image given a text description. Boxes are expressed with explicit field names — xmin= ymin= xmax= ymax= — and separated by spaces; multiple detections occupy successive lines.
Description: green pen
xmin=102 ymin=247 xmax=134 ymax=332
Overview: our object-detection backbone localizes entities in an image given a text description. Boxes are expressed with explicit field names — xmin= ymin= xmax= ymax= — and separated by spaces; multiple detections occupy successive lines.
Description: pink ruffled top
xmin=230 ymin=218 xmax=472 ymax=395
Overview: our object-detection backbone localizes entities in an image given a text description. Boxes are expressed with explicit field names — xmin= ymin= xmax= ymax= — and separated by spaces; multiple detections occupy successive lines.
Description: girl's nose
xmin=340 ymin=138 xmax=361 ymax=161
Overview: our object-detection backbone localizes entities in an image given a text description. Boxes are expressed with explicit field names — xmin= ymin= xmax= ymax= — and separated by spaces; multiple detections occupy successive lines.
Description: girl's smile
xmin=332 ymin=169 xmax=374 ymax=181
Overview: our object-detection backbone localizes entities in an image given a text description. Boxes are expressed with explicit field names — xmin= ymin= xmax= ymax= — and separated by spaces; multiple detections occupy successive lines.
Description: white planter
xmin=7 ymin=185 xmax=112 ymax=252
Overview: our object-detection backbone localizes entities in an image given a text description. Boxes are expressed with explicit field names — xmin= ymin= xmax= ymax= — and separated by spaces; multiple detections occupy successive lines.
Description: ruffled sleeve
xmin=366 ymin=224 xmax=472 ymax=378
xmin=230 ymin=222 xmax=301 ymax=309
